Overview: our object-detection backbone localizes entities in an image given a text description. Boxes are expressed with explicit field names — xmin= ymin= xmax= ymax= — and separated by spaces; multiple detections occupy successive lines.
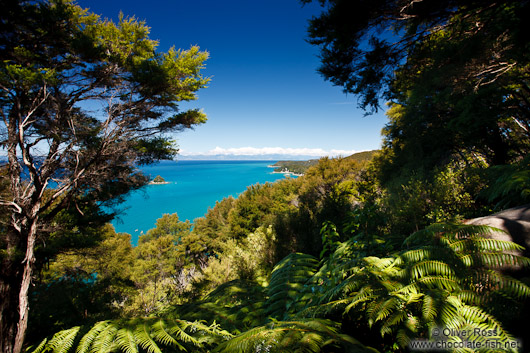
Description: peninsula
xmin=270 ymin=150 xmax=379 ymax=176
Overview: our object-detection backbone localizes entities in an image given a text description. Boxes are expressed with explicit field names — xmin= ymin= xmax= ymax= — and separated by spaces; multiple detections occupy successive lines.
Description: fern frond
xmin=413 ymin=275 xmax=460 ymax=291
xmin=410 ymin=260 xmax=455 ymax=279
xmin=151 ymin=320 xmax=186 ymax=351
xmin=344 ymin=286 xmax=377 ymax=314
xmin=134 ymin=322 xmax=163 ymax=353
xmin=396 ymin=328 xmax=412 ymax=348
xmin=380 ymin=310 xmax=407 ymax=337
xmin=265 ymin=253 xmax=319 ymax=319
xmin=167 ymin=320 xmax=202 ymax=345
xmin=492 ymin=273 xmax=530 ymax=300
xmin=46 ymin=327 xmax=80 ymax=353
xmin=116 ymin=327 xmax=138 ymax=353
xmin=459 ymin=252 xmax=530 ymax=268
xmin=91 ymin=320 xmax=120 ymax=353
xmin=28 ymin=318 xmax=230 ymax=353
xmin=76 ymin=320 xmax=111 ymax=353
xmin=438 ymin=296 xmax=462 ymax=327
xmin=449 ymin=238 xmax=525 ymax=253
xmin=421 ymin=294 xmax=437 ymax=321
xmin=296 ymin=298 xmax=351 ymax=318
xmin=213 ymin=319 xmax=379 ymax=353
xmin=26 ymin=338 xmax=49 ymax=353
xmin=452 ymin=224 xmax=505 ymax=239
xmin=373 ymin=297 xmax=401 ymax=323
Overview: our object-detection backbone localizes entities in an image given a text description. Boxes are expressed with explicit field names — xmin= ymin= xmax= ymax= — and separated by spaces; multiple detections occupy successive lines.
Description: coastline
xmin=113 ymin=160 xmax=288 ymax=241
xmin=271 ymin=170 xmax=304 ymax=177
xmin=267 ymin=165 xmax=304 ymax=177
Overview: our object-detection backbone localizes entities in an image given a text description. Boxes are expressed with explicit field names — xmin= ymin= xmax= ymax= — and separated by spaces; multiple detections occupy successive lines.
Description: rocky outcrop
xmin=464 ymin=204 xmax=530 ymax=258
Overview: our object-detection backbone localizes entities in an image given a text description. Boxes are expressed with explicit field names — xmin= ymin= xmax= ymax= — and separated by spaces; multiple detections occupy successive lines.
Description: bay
xmin=111 ymin=160 xmax=288 ymax=244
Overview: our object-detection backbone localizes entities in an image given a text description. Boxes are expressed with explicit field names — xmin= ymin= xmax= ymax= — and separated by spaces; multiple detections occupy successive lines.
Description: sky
xmin=75 ymin=0 xmax=388 ymax=159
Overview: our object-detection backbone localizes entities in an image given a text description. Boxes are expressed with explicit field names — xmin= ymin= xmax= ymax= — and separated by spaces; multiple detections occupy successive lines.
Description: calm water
xmin=111 ymin=160 xmax=288 ymax=244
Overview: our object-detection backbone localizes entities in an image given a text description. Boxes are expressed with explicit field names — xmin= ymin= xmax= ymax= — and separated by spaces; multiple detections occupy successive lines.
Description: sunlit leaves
xmin=213 ymin=319 xmax=377 ymax=353
xmin=295 ymin=223 xmax=530 ymax=350
xmin=29 ymin=318 xmax=231 ymax=353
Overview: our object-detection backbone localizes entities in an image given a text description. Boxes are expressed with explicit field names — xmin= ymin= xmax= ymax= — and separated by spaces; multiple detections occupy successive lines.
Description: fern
xmin=213 ymin=319 xmax=380 ymax=353
xmin=292 ymin=223 xmax=530 ymax=351
xmin=27 ymin=318 xmax=231 ymax=353
xmin=482 ymin=155 xmax=530 ymax=208
xmin=76 ymin=321 xmax=111 ymax=353
xmin=172 ymin=279 xmax=267 ymax=333
xmin=265 ymin=253 xmax=319 ymax=319
xmin=45 ymin=327 xmax=81 ymax=353
xmin=116 ymin=326 xmax=138 ymax=353
xmin=28 ymin=223 xmax=529 ymax=353
xmin=134 ymin=322 xmax=163 ymax=353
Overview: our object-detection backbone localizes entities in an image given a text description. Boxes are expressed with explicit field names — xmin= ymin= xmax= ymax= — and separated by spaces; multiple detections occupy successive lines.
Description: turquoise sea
xmin=111 ymin=160 xmax=288 ymax=244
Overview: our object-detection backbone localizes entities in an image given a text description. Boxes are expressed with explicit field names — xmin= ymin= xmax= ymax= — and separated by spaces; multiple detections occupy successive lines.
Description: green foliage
xmin=227 ymin=183 xmax=279 ymax=239
xmin=173 ymin=279 xmax=267 ymax=333
xmin=28 ymin=318 xmax=231 ymax=353
xmin=296 ymin=224 xmax=530 ymax=351
xmin=27 ymin=190 xmax=530 ymax=353
xmin=482 ymin=155 xmax=530 ymax=209
xmin=178 ymin=197 xmax=236 ymax=267
xmin=271 ymin=160 xmax=319 ymax=175
xmin=125 ymin=213 xmax=194 ymax=315
xmin=28 ymin=225 xmax=135 ymax=341
xmin=368 ymin=161 xmax=480 ymax=237
xmin=138 ymin=213 xmax=191 ymax=244
xmin=213 ymin=319 xmax=379 ymax=353
xmin=265 ymin=253 xmax=319 ymax=320
xmin=198 ymin=226 xmax=278 ymax=293
xmin=129 ymin=235 xmax=183 ymax=315
xmin=30 ymin=213 xmax=194 ymax=328
xmin=1 ymin=0 xmax=210 ymax=350
xmin=151 ymin=175 xmax=166 ymax=184
xmin=319 ymin=221 xmax=340 ymax=259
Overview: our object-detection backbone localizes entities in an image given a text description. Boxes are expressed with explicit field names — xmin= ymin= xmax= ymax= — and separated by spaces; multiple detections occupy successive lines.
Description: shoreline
xmin=270 ymin=170 xmax=304 ymax=177
xmin=268 ymin=164 xmax=304 ymax=177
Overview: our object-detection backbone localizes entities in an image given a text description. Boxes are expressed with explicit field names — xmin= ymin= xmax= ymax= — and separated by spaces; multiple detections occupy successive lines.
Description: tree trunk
xmin=0 ymin=277 xmax=19 ymax=353
xmin=0 ymin=233 xmax=23 ymax=353
xmin=0 ymin=222 xmax=37 ymax=353
xmin=13 ymin=221 xmax=38 ymax=353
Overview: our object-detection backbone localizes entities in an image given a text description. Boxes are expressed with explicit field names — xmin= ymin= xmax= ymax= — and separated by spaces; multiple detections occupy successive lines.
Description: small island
xmin=149 ymin=175 xmax=170 ymax=185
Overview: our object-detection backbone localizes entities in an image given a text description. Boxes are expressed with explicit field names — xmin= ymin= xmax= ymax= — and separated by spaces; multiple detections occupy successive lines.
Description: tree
xmin=138 ymin=213 xmax=191 ymax=244
xmin=304 ymin=0 xmax=530 ymax=111
xmin=30 ymin=222 xmax=530 ymax=353
xmin=130 ymin=235 xmax=182 ymax=315
xmin=305 ymin=0 xmax=530 ymax=198
xmin=28 ymin=224 xmax=135 ymax=342
xmin=0 ymin=1 xmax=209 ymax=352
xmin=378 ymin=7 xmax=530 ymax=176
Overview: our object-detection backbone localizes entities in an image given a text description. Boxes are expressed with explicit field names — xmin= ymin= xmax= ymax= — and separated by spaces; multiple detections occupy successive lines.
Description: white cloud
xmin=180 ymin=146 xmax=357 ymax=157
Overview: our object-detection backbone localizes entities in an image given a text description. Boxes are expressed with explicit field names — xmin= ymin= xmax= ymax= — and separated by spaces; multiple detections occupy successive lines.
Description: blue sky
xmin=76 ymin=0 xmax=388 ymax=159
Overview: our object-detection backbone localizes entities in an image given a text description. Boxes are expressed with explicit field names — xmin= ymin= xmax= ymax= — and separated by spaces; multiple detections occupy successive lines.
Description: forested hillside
xmin=271 ymin=150 xmax=378 ymax=175
xmin=27 ymin=149 xmax=530 ymax=352
xmin=2 ymin=0 xmax=530 ymax=352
